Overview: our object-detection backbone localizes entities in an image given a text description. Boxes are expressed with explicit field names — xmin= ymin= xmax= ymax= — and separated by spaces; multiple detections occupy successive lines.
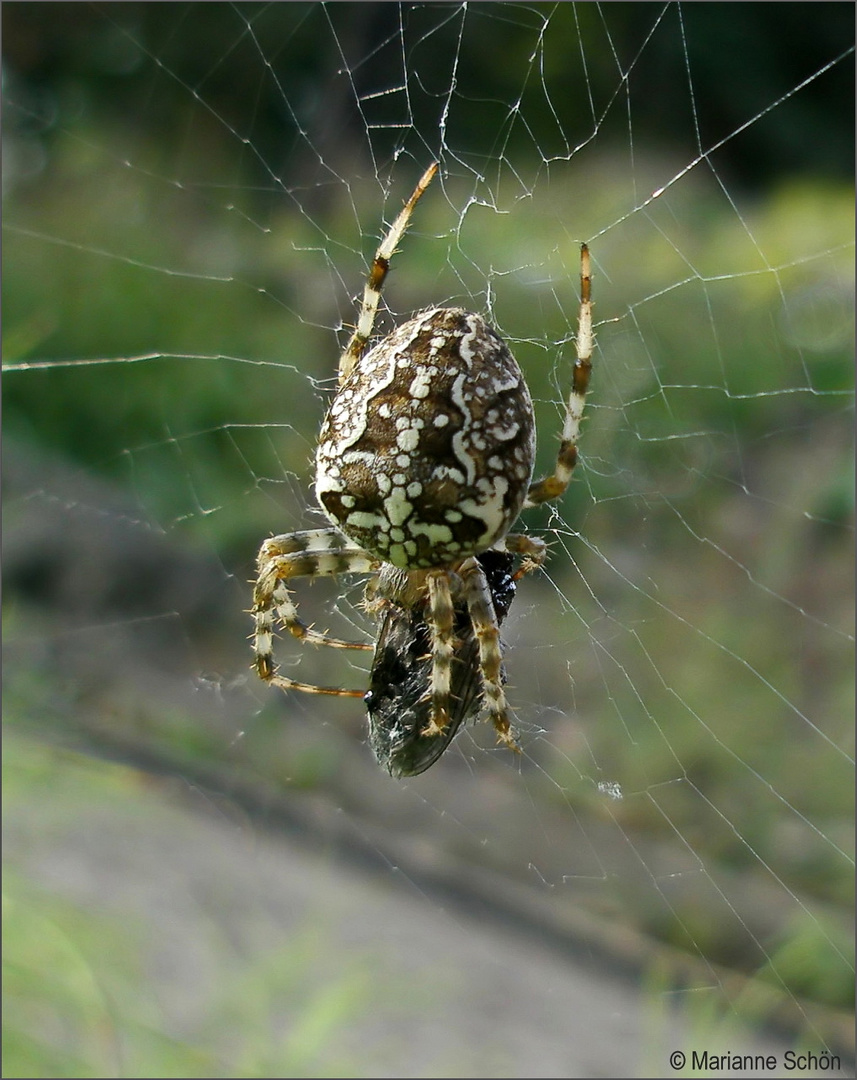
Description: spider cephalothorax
xmin=252 ymin=162 xmax=592 ymax=775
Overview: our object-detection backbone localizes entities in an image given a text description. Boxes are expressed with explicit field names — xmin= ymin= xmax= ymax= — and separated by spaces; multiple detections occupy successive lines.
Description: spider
xmin=252 ymin=162 xmax=593 ymax=776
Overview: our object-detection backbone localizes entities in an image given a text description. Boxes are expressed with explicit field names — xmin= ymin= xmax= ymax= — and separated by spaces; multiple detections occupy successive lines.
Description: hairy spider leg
xmin=253 ymin=531 xmax=376 ymax=696
xmin=338 ymin=162 xmax=439 ymax=383
xmin=525 ymin=243 xmax=592 ymax=507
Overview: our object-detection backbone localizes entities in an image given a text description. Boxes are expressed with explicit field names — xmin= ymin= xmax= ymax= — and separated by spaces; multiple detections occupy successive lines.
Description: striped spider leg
xmin=253 ymin=529 xmax=376 ymax=696
xmin=525 ymin=242 xmax=592 ymax=509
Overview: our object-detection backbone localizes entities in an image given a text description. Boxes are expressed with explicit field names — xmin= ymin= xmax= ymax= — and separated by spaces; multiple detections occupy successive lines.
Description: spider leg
xmin=420 ymin=569 xmax=457 ymax=738
xmin=338 ymin=162 xmax=438 ymax=383
xmin=525 ymin=243 xmax=592 ymax=508
xmin=498 ymin=533 xmax=548 ymax=579
xmin=260 ymin=672 xmax=366 ymax=698
xmin=459 ymin=556 xmax=520 ymax=753
xmin=253 ymin=530 xmax=377 ymax=694
xmin=255 ymin=530 xmax=376 ymax=649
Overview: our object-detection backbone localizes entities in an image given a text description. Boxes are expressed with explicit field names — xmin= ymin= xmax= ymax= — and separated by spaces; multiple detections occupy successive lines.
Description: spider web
xmin=4 ymin=2 xmax=854 ymax=1074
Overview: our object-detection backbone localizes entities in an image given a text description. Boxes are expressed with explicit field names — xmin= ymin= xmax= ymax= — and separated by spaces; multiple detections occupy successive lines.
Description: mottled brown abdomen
xmin=315 ymin=307 xmax=535 ymax=568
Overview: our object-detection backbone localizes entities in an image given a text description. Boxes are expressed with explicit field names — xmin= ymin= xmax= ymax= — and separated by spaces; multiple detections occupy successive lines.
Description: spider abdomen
xmin=315 ymin=307 xmax=535 ymax=569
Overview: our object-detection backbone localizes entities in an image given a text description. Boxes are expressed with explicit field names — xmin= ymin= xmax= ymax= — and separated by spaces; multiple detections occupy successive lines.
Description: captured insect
xmin=364 ymin=548 xmax=519 ymax=776
xmin=252 ymin=162 xmax=593 ymax=776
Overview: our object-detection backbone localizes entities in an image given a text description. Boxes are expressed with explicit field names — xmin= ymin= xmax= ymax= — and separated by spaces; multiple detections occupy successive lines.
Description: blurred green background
xmin=3 ymin=3 xmax=854 ymax=1075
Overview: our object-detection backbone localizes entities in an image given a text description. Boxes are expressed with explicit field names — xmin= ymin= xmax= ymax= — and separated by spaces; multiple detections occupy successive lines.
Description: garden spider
xmin=252 ymin=162 xmax=592 ymax=776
